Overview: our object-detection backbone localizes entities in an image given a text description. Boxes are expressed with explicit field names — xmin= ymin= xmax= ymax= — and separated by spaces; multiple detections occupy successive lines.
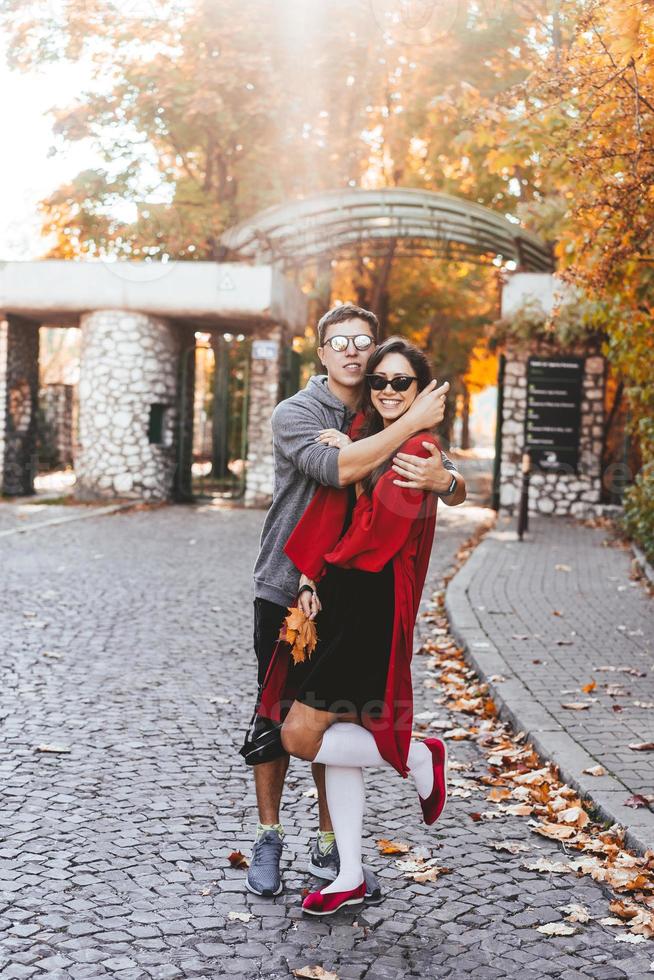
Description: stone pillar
xmin=499 ymin=345 xmax=605 ymax=516
xmin=76 ymin=310 xmax=183 ymax=501
xmin=0 ymin=315 xmax=40 ymax=495
xmin=244 ymin=325 xmax=283 ymax=507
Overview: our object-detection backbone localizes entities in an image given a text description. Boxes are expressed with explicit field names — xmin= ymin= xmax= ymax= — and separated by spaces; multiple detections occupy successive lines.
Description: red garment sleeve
xmin=324 ymin=434 xmax=438 ymax=573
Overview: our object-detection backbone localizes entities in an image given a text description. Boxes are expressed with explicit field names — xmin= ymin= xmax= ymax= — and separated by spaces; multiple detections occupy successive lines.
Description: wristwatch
xmin=439 ymin=474 xmax=457 ymax=498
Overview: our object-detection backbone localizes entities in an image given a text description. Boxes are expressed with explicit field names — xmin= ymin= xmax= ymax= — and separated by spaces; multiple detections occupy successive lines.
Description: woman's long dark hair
xmin=357 ymin=336 xmax=432 ymax=496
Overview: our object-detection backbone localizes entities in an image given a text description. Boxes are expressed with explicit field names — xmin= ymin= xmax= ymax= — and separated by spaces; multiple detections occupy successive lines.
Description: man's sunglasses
xmin=366 ymin=374 xmax=418 ymax=392
xmin=322 ymin=334 xmax=374 ymax=352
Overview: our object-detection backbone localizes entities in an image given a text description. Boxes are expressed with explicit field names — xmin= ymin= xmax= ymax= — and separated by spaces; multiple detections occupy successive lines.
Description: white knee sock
xmin=314 ymin=722 xmax=434 ymax=798
xmin=321 ymin=765 xmax=365 ymax=894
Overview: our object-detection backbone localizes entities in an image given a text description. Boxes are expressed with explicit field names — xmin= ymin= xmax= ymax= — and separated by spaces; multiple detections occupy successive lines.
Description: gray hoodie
xmin=253 ymin=375 xmax=354 ymax=607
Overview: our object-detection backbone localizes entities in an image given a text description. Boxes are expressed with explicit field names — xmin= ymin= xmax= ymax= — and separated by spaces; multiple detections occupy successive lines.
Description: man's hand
xmin=403 ymin=379 xmax=449 ymax=433
xmin=392 ymin=442 xmax=466 ymax=503
xmin=297 ymin=574 xmax=322 ymax=620
xmin=393 ymin=441 xmax=460 ymax=495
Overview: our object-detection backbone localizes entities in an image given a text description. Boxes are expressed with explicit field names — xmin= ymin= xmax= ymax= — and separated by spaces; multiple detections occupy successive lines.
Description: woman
xmin=257 ymin=337 xmax=448 ymax=915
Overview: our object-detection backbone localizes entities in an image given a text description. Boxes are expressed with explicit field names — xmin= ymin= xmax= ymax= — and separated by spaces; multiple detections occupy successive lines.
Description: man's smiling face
xmin=317 ymin=317 xmax=376 ymax=393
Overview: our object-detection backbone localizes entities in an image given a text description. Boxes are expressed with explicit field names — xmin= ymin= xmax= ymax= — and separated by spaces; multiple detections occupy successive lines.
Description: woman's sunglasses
xmin=366 ymin=374 xmax=418 ymax=392
xmin=323 ymin=334 xmax=374 ymax=352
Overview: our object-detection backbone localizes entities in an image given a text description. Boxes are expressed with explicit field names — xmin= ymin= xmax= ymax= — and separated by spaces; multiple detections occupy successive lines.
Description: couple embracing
xmin=243 ymin=303 xmax=465 ymax=915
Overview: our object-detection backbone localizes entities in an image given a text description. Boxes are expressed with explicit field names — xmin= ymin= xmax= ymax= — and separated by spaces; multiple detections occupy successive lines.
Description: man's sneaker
xmin=308 ymin=839 xmax=383 ymax=904
xmin=308 ymin=837 xmax=339 ymax=880
xmin=246 ymin=829 xmax=284 ymax=897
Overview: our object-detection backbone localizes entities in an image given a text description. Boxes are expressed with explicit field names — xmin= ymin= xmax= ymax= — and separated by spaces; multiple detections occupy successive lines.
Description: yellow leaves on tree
xmin=279 ymin=606 xmax=317 ymax=665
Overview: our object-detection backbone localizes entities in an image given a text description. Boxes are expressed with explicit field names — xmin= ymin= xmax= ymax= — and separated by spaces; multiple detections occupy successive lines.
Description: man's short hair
xmin=317 ymin=304 xmax=379 ymax=347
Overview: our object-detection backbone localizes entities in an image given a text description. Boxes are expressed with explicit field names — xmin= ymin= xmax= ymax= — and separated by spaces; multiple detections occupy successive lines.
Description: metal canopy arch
xmin=220 ymin=188 xmax=554 ymax=272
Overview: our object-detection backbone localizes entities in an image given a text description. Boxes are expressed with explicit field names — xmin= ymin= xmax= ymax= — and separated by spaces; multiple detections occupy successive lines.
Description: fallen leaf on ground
xmin=42 ymin=650 xmax=63 ymax=659
xmin=513 ymin=767 xmax=552 ymax=786
xmin=555 ymin=564 xmax=572 ymax=572
xmin=537 ymin=922 xmax=578 ymax=936
xmin=532 ymin=821 xmax=578 ymax=841
xmin=525 ymin=859 xmax=571 ymax=874
xmin=228 ymin=911 xmax=252 ymax=922
xmin=558 ymin=805 xmax=590 ymax=828
xmin=629 ymin=743 xmax=654 ymax=752
xmin=581 ymin=680 xmax=597 ymax=694
xmin=582 ymin=765 xmax=606 ymax=776
xmin=377 ymin=838 xmax=410 ymax=855
xmin=560 ymin=903 xmax=591 ymax=923
xmin=629 ymin=908 xmax=654 ymax=938
xmin=614 ymin=933 xmax=647 ymax=944
xmin=633 ymin=701 xmax=654 ymax=709
xmin=303 ymin=788 xmax=318 ymax=799
xmin=597 ymin=665 xmax=646 ymax=677
xmin=395 ymin=859 xmax=427 ymax=873
xmin=35 ymin=744 xmax=71 ymax=754
xmin=609 ymin=899 xmax=640 ymax=921
xmin=490 ymin=840 xmax=530 ymax=854
xmin=624 ymin=795 xmax=652 ymax=809
xmin=442 ymin=728 xmax=472 ymax=740
xmin=408 ymin=866 xmax=452 ymax=883
xmin=227 ymin=850 xmax=249 ymax=869
xmin=561 ymin=702 xmax=593 ymax=710
xmin=488 ymin=787 xmax=512 ymax=802
xmin=293 ymin=968 xmax=340 ymax=980
xmin=505 ymin=803 xmax=534 ymax=816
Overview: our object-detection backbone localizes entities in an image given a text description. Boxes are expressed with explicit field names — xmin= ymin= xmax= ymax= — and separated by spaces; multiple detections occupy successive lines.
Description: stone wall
xmin=244 ymin=325 xmax=283 ymax=507
xmin=499 ymin=348 xmax=605 ymax=516
xmin=0 ymin=315 xmax=40 ymax=495
xmin=76 ymin=310 xmax=183 ymax=501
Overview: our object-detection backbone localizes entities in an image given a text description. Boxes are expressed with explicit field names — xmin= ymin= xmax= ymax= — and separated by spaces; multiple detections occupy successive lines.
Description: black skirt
xmin=289 ymin=487 xmax=395 ymax=717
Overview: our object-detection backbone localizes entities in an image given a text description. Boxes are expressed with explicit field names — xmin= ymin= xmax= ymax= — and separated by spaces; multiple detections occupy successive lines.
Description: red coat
xmin=258 ymin=429 xmax=439 ymax=777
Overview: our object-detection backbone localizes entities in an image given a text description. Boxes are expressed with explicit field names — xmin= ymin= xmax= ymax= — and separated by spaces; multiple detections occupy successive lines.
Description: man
xmin=247 ymin=303 xmax=465 ymax=898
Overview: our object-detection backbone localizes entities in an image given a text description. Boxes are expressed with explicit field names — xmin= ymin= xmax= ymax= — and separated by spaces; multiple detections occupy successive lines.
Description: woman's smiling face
xmin=368 ymin=352 xmax=419 ymax=426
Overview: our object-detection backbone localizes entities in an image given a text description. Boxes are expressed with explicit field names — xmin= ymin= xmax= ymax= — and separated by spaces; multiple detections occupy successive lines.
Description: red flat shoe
xmin=419 ymin=737 xmax=448 ymax=826
xmin=302 ymin=881 xmax=366 ymax=916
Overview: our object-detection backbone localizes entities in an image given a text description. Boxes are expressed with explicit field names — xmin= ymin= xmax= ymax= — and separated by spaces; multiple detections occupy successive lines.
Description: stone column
xmin=244 ymin=325 xmax=283 ymax=507
xmin=0 ymin=315 xmax=40 ymax=495
xmin=76 ymin=310 xmax=183 ymax=501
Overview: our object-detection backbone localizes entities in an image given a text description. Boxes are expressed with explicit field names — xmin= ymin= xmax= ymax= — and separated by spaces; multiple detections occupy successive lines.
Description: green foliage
xmin=623 ymin=461 xmax=654 ymax=566
xmin=488 ymin=291 xmax=609 ymax=351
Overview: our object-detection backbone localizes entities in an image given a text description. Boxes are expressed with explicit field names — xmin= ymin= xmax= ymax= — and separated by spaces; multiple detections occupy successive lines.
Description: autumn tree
xmin=460 ymin=0 xmax=654 ymax=555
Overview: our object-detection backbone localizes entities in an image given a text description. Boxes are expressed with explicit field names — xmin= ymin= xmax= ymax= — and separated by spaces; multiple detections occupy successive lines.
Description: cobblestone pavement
xmin=2 ymin=502 xmax=653 ymax=978
xmin=447 ymin=512 xmax=654 ymax=853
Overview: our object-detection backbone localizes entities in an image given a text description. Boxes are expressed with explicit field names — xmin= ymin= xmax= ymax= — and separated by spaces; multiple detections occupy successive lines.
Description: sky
xmin=0 ymin=37 xmax=102 ymax=259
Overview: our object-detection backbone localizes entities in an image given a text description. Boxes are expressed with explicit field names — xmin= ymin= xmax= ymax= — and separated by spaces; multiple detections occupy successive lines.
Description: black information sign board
xmin=525 ymin=357 xmax=584 ymax=474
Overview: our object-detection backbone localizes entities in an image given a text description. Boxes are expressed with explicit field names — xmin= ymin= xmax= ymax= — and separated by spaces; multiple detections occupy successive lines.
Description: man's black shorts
xmin=253 ymin=597 xmax=288 ymax=687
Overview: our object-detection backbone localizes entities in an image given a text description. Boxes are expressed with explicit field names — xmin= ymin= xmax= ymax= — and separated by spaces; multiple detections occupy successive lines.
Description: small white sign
xmin=252 ymin=340 xmax=279 ymax=361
